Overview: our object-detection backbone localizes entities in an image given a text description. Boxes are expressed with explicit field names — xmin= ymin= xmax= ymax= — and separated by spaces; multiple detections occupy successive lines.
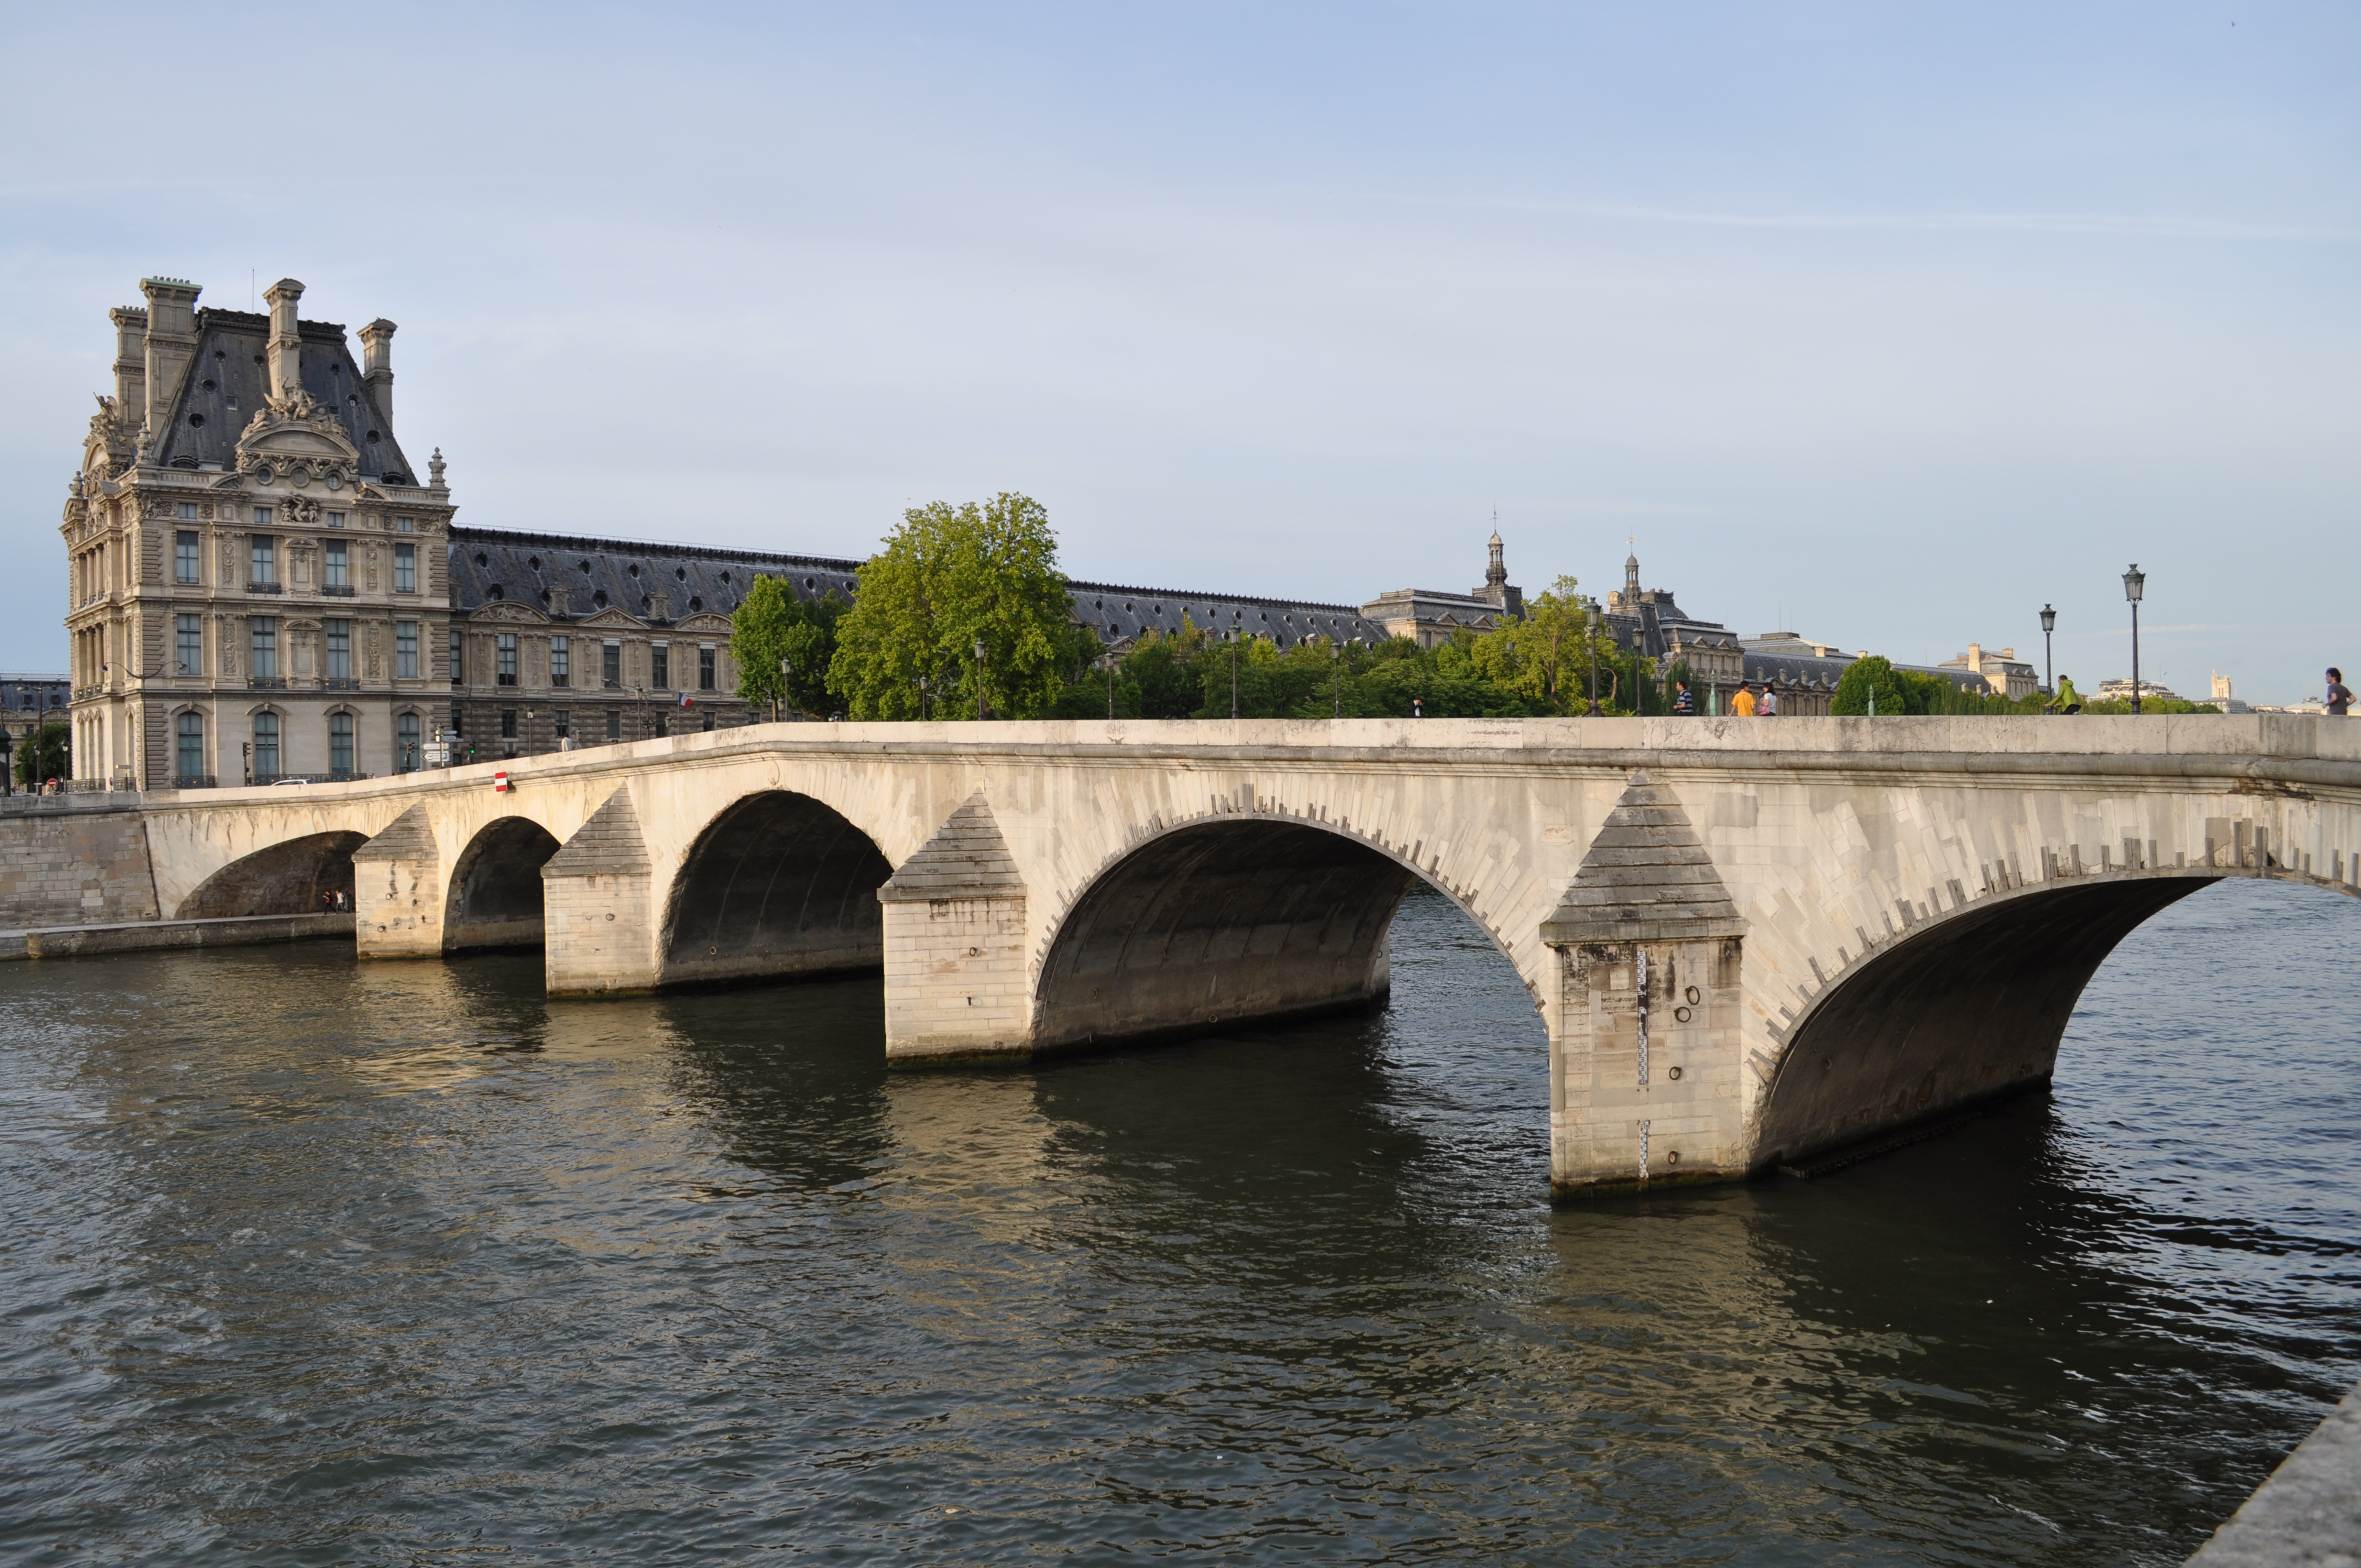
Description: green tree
xmin=1831 ymin=655 xmax=1911 ymax=716
xmin=828 ymin=493 xmax=1075 ymax=720
xmin=12 ymin=720 xmax=67 ymax=786
xmin=1468 ymin=576 xmax=1599 ymax=712
xmin=731 ymin=575 xmax=848 ymax=718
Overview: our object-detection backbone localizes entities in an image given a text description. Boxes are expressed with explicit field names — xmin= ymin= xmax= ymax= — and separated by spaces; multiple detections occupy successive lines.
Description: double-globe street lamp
xmin=2123 ymin=564 xmax=2146 ymax=715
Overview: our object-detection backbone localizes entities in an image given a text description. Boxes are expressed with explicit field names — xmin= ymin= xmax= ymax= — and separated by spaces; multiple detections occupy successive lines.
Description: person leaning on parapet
xmin=2046 ymin=674 xmax=2082 ymax=714
xmin=1729 ymin=685 xmax=1758 ymax=717
xmin=1758 ymin=684 xmax=1779 ymax=717
xmin=1673 ymin=681 xmax=1694 ymax=715
xmin=2328 ymin=668 xmax=2354 ymax=716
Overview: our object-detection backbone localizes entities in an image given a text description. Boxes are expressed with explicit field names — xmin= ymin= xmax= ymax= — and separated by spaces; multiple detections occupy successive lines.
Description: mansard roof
xmin=447 ymin=524 xmax=1387 ymax=649
xmin=151 ymin=308 xmax=416 ymax=483
xmin=449 ymin=526 xmax=861 ymax=624
xmin=1065 ymin=579 xmax=1384 ymax=647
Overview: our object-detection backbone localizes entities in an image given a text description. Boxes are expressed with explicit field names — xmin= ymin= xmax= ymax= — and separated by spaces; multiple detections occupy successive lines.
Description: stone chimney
xmin=138 ymin=276 xmax=201 ymax=438
xmin=647 ymin=590 xmax=671 ymax=622
xmin=109 ymin=306 xmax=148 ymax=415
xmin=549 ymin=582 xmax=571 ymax=616
xmin=263 ymin=278 xmax=305 ymax=406
xmin=358 ymin=318 xmax=396 ymax=426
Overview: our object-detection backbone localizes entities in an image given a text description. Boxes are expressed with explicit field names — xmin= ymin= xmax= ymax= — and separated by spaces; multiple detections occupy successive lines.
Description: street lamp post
xmin=1228 ymin=631 xmax=1239 ymax=719
xmin=1331 ymin=638 xmax=1342 ymax=720
xmin=1 ymin=725 xmax=12 ymax=796
xmin=1102 ymin=645 xmax=1117 ymax=719
xmin=2039 ymin=603 xmax=2057 ymax=696
xmin=917 ymin=673 xmax=929 ymax=721
xmin=2123 ymin=565 xmax=2146 ymax=714
xmin=1586 ymin=603 xmax=1603 ymax=717
xmin=777 ymin=656 xmax=792 ymax=723
xmin=973 ymin=639 xmax=988 ymax=721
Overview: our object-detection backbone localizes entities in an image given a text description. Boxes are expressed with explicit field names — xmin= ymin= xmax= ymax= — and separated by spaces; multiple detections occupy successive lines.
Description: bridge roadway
xmin=128 ymin=714 xmax=2361 ymax=1196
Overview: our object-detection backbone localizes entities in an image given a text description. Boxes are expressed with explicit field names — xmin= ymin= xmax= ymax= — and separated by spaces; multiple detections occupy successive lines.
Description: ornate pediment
xmin=572 ymin=607 xmax=646 ymax=630
xmin=469 ymin=600 xmax=551 ymax=625
xmin=83 ymin=395 xmax=135 ymax=478
xmin=234 ymin=390 xmax=360 ymax=492
xmin=674 ymin=612 xmax=733 ymax=632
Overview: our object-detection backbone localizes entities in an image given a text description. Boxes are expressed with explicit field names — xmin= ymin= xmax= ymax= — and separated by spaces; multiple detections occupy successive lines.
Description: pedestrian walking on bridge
xmin=2328 ymin=668 xmax=2353 ymax=716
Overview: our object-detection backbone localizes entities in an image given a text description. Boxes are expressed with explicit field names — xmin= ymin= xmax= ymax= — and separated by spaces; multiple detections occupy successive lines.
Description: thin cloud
xmin=1364 ymin=194 xmax=2355 ymax=243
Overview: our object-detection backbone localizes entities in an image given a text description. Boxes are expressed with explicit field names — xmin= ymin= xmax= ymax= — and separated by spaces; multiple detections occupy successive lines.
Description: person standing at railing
xmin=2327 ymin=668 xmax=2353 ymax=716
xmin=1759 ymin=684 xmax=1779 ymax=717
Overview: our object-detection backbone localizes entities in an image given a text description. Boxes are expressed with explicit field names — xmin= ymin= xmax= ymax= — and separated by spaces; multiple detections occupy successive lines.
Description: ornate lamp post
xmin=917 ymin=673 xmax=929 ymax=721
xmin=2039 ymin=603 xmax=2057 ymax=695
xmin=1102 ymin=644 xmax=1118 ymax=719
xmin=777 ymin=656 xmax=792 ymax=723
xmin=1331 ymin=638 xmax=1342 ymax=720
xmin=973 ymin=638 xmax=988 ymax=721
xmin=2122 ymin=565 xmax=2146 ymax=714
xmin=1 ymin=725 xmax=12 ymax=796
xmin=1586 ymin=602 xmax=1603 ymax=717
xmin=1228 ymin=630 xmax=1240 ymax=719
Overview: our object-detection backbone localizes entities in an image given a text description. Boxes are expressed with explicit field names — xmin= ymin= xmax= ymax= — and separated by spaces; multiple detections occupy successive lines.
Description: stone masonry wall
xmin=0 ymin=804 xmax=161 ymax=929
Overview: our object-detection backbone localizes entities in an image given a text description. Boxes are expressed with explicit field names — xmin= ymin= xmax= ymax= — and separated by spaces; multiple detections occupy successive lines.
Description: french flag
xmin=678 ymin=692 xmax=695 ymax=709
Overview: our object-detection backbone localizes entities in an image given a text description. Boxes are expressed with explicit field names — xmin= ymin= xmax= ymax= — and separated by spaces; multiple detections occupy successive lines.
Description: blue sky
xmin=4 ymin=3 xmax=2354 ymax=700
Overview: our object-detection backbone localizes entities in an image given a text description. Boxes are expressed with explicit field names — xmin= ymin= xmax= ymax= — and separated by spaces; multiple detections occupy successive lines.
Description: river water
xmin=3 ymin=878 xmax=2358 ymax=1565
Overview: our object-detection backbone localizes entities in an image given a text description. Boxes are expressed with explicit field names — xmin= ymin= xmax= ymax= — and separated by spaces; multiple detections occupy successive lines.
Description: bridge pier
xmin=878 ymin=797 xmax=1033 ymax=1061
xmin=1542 ymin=773 xmax=1751 ymax=1194
xmin=352 ymin=804 xmax=445 ymax=958
xmin=542 ymin=788 xmax=662 ymax=995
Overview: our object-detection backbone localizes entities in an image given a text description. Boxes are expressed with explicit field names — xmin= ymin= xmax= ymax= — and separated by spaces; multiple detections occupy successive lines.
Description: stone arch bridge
xmin=130 ymin=716 xmax=2361 ymax=1195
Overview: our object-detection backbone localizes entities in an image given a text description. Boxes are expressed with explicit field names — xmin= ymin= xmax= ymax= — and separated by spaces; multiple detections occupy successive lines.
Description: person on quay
xmin=1729 ymin=685 xmax=1758 ymax=717
xmin=1673 ymin=681 xmax=1695 ymax=716
xmin=2328 ymin=668 xmax=2354 ymax=716
xmin=1411 ymin=696 xmax=1424 ymax=719
xmin=1758 ymin=684 xmax=1779 ymax=717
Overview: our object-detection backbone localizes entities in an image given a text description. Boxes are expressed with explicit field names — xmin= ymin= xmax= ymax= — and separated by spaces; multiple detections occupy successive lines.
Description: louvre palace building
xmin=61 ymin=273 xmax=2004 ymax=786
xmin=60 ymin=275 xmax=1385 ymax=786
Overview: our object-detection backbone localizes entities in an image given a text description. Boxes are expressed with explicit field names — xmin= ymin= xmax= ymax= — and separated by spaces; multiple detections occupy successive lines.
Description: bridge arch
xmin=1751 ymin=868 xmax=2238 ymax=1172
xmin=1032 ymin=810 xmax=1526 ymax=1053
xmin=659 ymin=789 xmax=893 ymax=989
xmin=177 ymin=829 xmax=367 ymax=919
xmin=443 ymin=816 xmax=563 ymax=952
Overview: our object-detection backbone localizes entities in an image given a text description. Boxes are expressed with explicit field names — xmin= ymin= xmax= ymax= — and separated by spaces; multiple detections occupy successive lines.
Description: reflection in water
xmin=1 ymin=880 xmax=2355 ymax=1565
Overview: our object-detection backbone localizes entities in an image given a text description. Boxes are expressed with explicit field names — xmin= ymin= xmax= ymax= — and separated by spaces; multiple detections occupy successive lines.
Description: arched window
xmin=397 ymin=712 xmax=421 ymax=773
xmin=175 ymin=711 xmax=204 ymax=786
xmin=329 ymin=712 xmax=355 ymax=777
xmin=253 ymin=712 xmax=280 ymax=782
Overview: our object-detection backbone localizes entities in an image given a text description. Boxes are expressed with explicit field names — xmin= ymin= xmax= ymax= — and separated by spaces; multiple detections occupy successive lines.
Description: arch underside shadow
xmin=177 ymin=831 xmax=366 ymax=919
xmin=445 ymin=817 xmax=562 ymax=953
xmin=1755 ymin=873 xmax=2221 ymax=1172
xmin=660 ymin=790 xmax=893 ymax=988
xmin=1035 ymin=818 xmax=1428 ymax=1052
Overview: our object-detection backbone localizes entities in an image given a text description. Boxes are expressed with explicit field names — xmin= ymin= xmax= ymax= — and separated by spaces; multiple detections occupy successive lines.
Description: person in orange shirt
xmin=1730 ymin=685 xmax=1759 ymax=717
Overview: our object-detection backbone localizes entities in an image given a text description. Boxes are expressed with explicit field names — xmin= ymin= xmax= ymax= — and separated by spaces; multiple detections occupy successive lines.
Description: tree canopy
xmin=827 ymin=493 xmax=1081 ymax=720
xmin=12 ymin=720 xmax=67 ymax=786
xmin=730 ymin=575 xmax=848 ymax=718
